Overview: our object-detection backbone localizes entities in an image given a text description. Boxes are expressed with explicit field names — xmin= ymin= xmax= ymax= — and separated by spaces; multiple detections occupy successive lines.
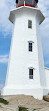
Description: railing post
xmin=24 ymin=0 xmax=25 ymax=6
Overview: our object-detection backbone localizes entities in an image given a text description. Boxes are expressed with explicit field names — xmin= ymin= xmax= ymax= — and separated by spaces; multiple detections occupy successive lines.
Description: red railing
xmin=18 ymin=0 xmax=34 ymax=8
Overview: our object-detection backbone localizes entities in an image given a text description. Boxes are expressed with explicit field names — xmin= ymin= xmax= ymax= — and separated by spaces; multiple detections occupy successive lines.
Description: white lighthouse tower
xmin=2 ymin=0 xmax=46 ymax=100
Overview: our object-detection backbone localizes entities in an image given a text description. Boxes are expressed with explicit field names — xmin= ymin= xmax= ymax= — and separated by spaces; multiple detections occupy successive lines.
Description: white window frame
xmin=28 ymin=41 xmax=34 ymax=52
xmin=28 ymin=20 xmax=32 ymax=29
xmin=28 ymin=67 xmax=35 ymax=79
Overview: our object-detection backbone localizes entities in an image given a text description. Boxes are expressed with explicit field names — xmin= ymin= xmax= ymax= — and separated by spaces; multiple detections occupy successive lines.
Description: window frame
xmin=28 ymin=41 xmax=34 ymax=52
xmin=28 ymin=20 xmax=32 ymax=29
xmin=29 ymin=68 xmax=33 ymax=79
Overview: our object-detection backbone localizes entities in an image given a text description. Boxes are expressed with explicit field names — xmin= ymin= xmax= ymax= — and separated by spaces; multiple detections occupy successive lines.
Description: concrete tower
xmin=2 ymin=2 xmax=46 ymax=100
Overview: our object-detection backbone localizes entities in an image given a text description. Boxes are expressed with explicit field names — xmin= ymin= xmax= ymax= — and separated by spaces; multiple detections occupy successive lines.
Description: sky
xmin=0 ymin=0 xmax=49 ymax=91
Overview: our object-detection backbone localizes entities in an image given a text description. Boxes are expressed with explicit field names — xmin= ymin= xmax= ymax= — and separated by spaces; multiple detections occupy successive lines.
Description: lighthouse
xmin=2 ymin=0 xmax=46 ymax=100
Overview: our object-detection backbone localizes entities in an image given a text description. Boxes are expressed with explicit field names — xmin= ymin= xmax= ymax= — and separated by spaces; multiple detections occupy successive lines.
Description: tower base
xmin=2 ymin=86 xmax=44 ymax=100
xmin=43 ymin=88 xmax=49 ymax=96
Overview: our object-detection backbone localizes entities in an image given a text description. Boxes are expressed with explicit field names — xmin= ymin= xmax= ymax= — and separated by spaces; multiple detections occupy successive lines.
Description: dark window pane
xmin=29 ymin=69 xmax=33 ymax=79
xmin=28 ymin=20 xmax=32 ymax=29
xmin=29 ymin=69 xmax=33 ymax=75
xmin=29 ymin=75 xmax=33 ymax=79
xmin=16 ymin=0 xmax=18 ymax=3
xmin=34 ymin=0 xmax=37 ymax=7
xmin=29 ymin=42 xmax=32 ymax=51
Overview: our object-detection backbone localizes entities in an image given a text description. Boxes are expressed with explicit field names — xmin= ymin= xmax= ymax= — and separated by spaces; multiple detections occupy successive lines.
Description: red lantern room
xmin=16 ymin=0 xmax=38 ymax=8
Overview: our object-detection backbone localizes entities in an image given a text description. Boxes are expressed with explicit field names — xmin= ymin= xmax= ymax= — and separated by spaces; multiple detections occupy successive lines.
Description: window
xmin=28 ymin=20 xmax=32 ymax=29
xmin=29 ymin=68 xmax=33 ymax=79
xmin=29 ymin=42 xmax=32 ymax=52
xmin=34 ymin=0 xmax=37 ymax=7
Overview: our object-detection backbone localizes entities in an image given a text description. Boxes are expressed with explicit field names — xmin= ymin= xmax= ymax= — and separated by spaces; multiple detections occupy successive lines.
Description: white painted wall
xmin=2 ymin=7 xmax=47 ymax=100
xmin=43 ymin=67 xmax=49 ymax=95
xmin=45 ymin=68 xmax=49 ymax=88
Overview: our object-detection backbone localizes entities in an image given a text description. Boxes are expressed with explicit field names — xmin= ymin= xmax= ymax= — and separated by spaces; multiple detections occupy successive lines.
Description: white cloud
xmin=0 ymin=54 xmax=9 ymax=63
xmin=0 ymin=0 xmax=15 ymax=37
xmin=0 ymin=83 xmax=4 ymax=89
xmin=0 ymin=83 xmax=4 ymax=92
xmin=38 ymin=0 xmax=49 ymax=66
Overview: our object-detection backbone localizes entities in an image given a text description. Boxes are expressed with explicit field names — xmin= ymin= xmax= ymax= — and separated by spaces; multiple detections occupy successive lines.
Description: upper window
xmin=29 ymin=42 xmax=32 ymax=52
xmin=29 ymin=68 xmax=33 ymax=79
xmin=28 ymin=20 xmax=32 ymax=29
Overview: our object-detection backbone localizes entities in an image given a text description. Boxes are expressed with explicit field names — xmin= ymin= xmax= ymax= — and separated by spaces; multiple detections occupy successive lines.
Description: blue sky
xmin=0 ymin=0 xmax=49 ymax=91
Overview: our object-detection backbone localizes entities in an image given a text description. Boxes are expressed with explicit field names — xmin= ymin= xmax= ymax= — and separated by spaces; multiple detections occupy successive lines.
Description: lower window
xmin=29 ymin=68 xmax=33 ymax=79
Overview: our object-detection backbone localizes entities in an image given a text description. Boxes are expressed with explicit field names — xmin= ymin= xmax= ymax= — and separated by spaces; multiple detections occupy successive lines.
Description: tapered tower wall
xmin=2 ymin=7 xmax=46 ymax=100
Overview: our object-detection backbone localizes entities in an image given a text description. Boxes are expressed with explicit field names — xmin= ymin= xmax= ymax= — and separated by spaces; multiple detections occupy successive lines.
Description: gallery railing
xmin=18 ymin=0 xmax=37 ymax=8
